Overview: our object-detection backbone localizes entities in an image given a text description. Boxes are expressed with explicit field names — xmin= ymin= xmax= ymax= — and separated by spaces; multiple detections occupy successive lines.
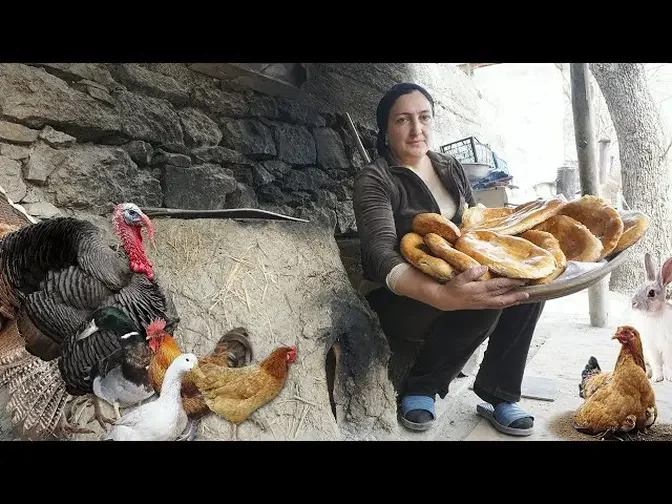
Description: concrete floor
xmin=398 ymin=287 xmax=672 ymax=441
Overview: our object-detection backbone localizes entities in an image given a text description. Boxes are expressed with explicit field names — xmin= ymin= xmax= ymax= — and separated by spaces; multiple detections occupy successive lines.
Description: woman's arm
xmin=352 ymin=168 xmax=407 ymax=285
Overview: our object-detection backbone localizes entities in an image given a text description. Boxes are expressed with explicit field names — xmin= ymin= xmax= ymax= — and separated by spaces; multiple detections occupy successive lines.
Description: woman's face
xmin=386 ymin=90 xmax=433 ymax=162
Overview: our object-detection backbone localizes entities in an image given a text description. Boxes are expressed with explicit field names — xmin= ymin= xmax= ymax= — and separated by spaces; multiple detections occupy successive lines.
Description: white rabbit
xmin=630 ymin=252 xmax=672 ymax=382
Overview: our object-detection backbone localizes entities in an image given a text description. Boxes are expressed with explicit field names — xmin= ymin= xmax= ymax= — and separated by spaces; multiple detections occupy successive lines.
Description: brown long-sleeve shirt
xmin=352 ymin=150 xmax=476 ymax=293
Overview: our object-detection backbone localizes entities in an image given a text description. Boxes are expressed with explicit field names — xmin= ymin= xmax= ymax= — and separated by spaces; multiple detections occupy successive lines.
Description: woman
xmin=353 ymin=82 xmax=544 ymax=436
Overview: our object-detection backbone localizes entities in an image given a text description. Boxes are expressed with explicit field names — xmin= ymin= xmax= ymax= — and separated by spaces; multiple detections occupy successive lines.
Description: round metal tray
xmin=514 ymin=246 xmax=632 ymax=304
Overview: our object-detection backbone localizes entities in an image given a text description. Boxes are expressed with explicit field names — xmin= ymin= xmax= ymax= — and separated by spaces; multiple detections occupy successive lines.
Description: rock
xmin=0 ymin=143 xmax=31 ymax=161
xmin=0 ymin=120 xmax=39 ymax=144
xmin=335 ymin=200 xmax=356 ymax=235
xmin=251 ymin=163 xmax=274 ymax=188
xmin=85 ymin=85 xmax=116 ymax=106
xmin=226 ymin=164 xmax=254 ymax=187
xmin=249 ymin=94 xmax=278 ymax=118
xmin=313 ymin=127 xmax=350 ymax=170
xmin=283 ymin=167 xmax=331 ymax=193
xmin=42 ymin=144 xmax=163 ymax=212
xmin=190 ymin=146 xmax=247 ymax=165
xmin=314 ymin=189 xmax=338 ymax=209
xmin=121 ymin=140 xmax=153 ymax=166
xmin=276 ymin=96 xmax=326 ymax=127
xmin=146 ymin=63 xmax=219 ymax=91
xmin=151 ymin=149 xmax=191 ymax=168
xmin=295 ymin=201 xmax=337 ymax=230
xmin=162 ymin=163 xmax=237 ymax=210
xmin=0 ymin=156 xmax=26 ymax=201
xmin=258 ymin=183 xmax=288 ymax=205
xmin=38 ymin=125 xmax=76 ymax=148
xmin=191 ymin=84 xmax=250 ymax=120
xmin=219 ymin=119 xmax=276 ymax=159
xmin=225 ymin=182 xmax=259 ymax=208
xmin=177 ymin=107 xmax=222 ymax=147
xmin=30 ymin=63 xmax=118 ymax=89
xmin=0 ymin=63 xmax=121 ymax=140
xmin=23 ymin=142 xmax=66 ymax=184
xmin=109 ymin=63 xmax=190 ymax=105
xmin=271 ymin=123 xmax=316 ymax=165
xmin=115 ymin=89 xmax=184 ymax=146
xmin=21 ymin=201 xmax=62 ymax=219
xmin=334 ymin=179 xmax=354 ymax=201
xmin=262 ymin=159 xmax=291 ymax=178
xmin=156 ymin=143 xmax=188 ymax=155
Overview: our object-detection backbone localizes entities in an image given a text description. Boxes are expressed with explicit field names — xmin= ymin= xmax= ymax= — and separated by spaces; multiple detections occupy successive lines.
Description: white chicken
xmin=104 ymin=353 xmax=198 ymax=441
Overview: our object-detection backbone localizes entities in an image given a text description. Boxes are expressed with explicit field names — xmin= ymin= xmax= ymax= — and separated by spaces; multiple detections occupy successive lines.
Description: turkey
xmin=0 ymin=186 xmax=180 ymax=439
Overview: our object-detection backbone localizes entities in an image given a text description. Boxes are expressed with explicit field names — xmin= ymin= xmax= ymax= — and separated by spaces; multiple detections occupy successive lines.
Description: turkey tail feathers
xmin=0 ymin=320 xmax=68 ymax=439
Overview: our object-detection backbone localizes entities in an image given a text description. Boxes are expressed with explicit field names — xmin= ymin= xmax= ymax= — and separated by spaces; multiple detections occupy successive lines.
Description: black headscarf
xmin=375 ymin=82 xmax=435 ymax=156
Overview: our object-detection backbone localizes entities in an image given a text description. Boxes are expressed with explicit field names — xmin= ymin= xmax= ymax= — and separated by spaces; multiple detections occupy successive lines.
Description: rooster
xmin=573 ymin=325 xmax=657 ymax=439
xmin=146 ymin=319 xmax=253 ymax=441
xmin=190 ymin=344 xmax=297 ymax=440
xmin=0 ymin=186 xmax=179 ymax=439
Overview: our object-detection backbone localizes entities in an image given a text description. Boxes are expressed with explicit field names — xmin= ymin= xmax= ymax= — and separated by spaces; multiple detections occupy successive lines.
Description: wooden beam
xmin=570 ymin=63 xmax=608 ymax=328
xmin=188 ymin=63 xmax=307 ymax=100
xmin=457 ymin=63 xmax=501 ymax=75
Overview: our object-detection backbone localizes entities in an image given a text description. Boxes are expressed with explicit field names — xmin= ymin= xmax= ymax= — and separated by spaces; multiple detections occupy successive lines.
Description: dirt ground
xmin=547 ymin=410 xmax=672 ymax=441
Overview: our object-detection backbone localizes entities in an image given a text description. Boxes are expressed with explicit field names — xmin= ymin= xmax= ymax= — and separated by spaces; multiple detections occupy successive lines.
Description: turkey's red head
xmin=113 ymin=203 xmax=155 ymax=280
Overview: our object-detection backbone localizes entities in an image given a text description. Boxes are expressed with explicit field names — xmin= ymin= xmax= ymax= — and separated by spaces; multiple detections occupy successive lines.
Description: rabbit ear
xmin=660 ymin=256 xmax=672 ymax=286
xmin=645 ymin=252 xmax=657 ymax=281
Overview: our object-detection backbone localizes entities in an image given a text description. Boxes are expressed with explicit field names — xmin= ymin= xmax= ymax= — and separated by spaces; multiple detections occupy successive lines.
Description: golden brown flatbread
xmin=412 ymin=212 xmax=461 ymax=244
xmin=612 ymin=210 xmax=649 ymax=254
xmin=557 ymin=195 xmax=624 ymax=259
xmin=423 ymin=232 xmax=492 ymax=280
xmin=461 ymin=197 xmax=567 ymax=236
xmin=454 ymin=230 xmax=558 ymax=280
xmin=400 ymin=232 xmax=455 ymax=281
xmin=532 ymin=214 xmax=603 ymax=262
xmin=519 ymin=229 xmax=567 ymax=285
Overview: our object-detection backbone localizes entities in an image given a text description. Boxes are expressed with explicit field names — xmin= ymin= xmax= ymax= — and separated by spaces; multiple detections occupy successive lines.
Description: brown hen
xmin=190 ymin=344 xmax=297 ymax=440
xmin=573 ymin=325 xmax=657 ymax=439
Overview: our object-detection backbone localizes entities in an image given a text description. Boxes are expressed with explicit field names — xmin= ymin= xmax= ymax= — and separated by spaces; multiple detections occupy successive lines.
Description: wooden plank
xmin=570 ymin=63 xmax=608 ymax=328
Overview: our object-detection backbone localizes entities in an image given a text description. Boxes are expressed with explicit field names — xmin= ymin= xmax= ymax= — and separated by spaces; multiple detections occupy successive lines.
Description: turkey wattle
xmin=0 ymin=189 xmax=180 ymax=439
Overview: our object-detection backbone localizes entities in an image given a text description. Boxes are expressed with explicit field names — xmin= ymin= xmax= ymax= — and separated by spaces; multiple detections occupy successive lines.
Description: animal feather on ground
xmin=573 ymin=325 xmax=657 ymax=439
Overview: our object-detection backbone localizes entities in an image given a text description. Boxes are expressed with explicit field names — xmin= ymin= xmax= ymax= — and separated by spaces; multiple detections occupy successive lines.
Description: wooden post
xmin=598 ymin=139 xmax=611 ymax=185
xmin=556 ymin=165 xmax=580 ymax=201
xmin=570 ymin=63 xmax=608 ymax=328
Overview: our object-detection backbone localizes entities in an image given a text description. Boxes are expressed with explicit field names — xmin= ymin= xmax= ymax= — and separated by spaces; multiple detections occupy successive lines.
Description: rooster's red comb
xmin=146 ymin=318 xmax=167 ymax=336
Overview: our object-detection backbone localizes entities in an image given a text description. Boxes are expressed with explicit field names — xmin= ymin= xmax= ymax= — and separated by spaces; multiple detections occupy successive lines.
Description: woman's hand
xmin=431 ymin=266 xmax=530 ymax=311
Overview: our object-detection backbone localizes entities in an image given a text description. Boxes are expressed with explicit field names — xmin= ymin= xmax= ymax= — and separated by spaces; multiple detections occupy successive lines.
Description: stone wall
xmin=0 ymin=63 xmax=482 ymax=235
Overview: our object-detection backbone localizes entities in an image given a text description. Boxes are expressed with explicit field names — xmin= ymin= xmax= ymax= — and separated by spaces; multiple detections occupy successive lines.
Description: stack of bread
xmin=400 ymin=195 xmax=650 ymax=286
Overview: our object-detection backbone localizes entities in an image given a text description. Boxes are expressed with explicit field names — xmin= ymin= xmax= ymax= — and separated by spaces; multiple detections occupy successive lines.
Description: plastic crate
xmin=492 ymin=151 xmax=509 ymax=174
xmin=439 ymin=136 xmax=494 ymax=167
